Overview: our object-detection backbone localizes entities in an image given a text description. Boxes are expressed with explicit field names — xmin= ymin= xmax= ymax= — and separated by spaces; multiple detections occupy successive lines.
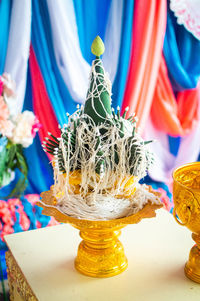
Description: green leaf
xmin=0 ymin=145 xmax=7 ymax=177
xmin=7 ymin=148 xmax=28 ymax=197
xmin=16 ymin=150 xmax=28 ymax=177
xmin=8 ymin=175 xmax=27 ymax=198
xmin=6 ymin=144 xmax=17 ymax=169
xmin=0 ymin=170 xmax=13 ymax=187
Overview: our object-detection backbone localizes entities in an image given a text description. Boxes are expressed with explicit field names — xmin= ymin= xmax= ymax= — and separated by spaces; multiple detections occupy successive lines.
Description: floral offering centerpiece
xmin=38 ymin=37 xmax=163 ymax=277
xmin=0 ymin=73 xmax=40 ymax=196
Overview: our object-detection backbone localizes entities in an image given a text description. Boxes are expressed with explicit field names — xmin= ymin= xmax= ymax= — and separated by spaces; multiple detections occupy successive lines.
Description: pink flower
xmin=1 ymin=224 xmax=14 ymax=241
xmin=1 ymin=73 xmax=16 ymax=98
xmin=31 ymin=116 xmax=41 ymax=137
xmin=8 ymin=198 xmax=21 ymax=212
xmin=0 ymin=200 xmax=8 ymax=210
xmin=20 ymin=212 xmax=30 ymax=231
xmin=36 ymin=221 xmax=41 ymax=228
xmin=48 ymin=217 xmax=59 ymax=226
xmin=25 ymin=194 xmax=40 ymax=204
xmin=0 ymin=77 xmax=3 ymax=95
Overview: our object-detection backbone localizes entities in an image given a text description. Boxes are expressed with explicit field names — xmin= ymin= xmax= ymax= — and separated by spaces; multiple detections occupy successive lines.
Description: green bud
xmin=91 ymin=36 xmax=105 ymax=57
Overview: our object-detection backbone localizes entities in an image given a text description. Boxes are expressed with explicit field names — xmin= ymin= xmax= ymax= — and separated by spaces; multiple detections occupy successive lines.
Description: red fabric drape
xmin=122 ymin=0 xmax=167 ymax=132
xmin=151 ymin=55 xmax=200 ymax=136
xmin=29 ymin=45 xmax=60 ymax=159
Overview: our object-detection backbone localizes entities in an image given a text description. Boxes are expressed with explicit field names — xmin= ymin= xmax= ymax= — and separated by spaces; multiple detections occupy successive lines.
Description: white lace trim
xmin=170 ymin=0 xmax=200 ymax=40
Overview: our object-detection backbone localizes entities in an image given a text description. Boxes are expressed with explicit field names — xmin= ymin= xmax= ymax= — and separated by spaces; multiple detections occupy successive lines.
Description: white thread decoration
xmin=50 ymin=59 xmax=160 ymax=220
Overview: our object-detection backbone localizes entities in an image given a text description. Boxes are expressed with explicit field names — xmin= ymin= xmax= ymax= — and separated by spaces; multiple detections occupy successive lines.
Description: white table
xmin=5 ymin=209 xmax=200 ymax=301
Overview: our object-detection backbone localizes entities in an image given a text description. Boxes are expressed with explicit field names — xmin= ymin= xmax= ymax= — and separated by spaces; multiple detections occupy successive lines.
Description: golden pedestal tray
xmin=37 ymin=188 xmax=162 ymax=278
xmin=173 ymin=162 xmax=200 ymax=284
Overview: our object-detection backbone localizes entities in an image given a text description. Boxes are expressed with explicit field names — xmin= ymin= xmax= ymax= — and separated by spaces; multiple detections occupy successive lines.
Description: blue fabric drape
xmin=163 ymin=2 xmax=200 ymax=158
xmin=1 ymin=0 xmax=134 ymax=195
xmin=73 ymin=0 xmax=112 ymax=64
xmin=73 ymin=0 xmax=134 ymax=109
xmin=0 ymin=0 xmax=12 ymax=73
xmin=163 ymin=3 xmax=200 ymax=92
xmin=31 ymin=0 xmax=134 ymax=123
xmin=31 ymin=0 xmax=77 ymax=125
xmin=168 ymin=136 xmax=181 ymax=156
xmin=23 ymin=67 xmax=53 ymax=193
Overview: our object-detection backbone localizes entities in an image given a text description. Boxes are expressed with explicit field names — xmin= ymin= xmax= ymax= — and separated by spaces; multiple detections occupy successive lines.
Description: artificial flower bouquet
xmin=0 ymin=73 xmax=40 ymax=196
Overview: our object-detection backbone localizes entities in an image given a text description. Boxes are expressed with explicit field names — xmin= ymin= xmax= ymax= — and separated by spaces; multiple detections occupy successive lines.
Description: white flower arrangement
xmin=0 ymin=73 xmax=40 ymax=194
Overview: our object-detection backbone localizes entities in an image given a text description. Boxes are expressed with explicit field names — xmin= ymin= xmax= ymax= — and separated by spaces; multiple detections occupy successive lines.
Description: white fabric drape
xmin=144 ymin=116 xmax=200 ymax=183
xmin=47 ymin=0 xmax=123 ymax=104
xmin=102 ymin=0 xmax=123 ymax=83
xmin=46 ymin=0 xmax=90 ymax=104
xmin=144 ymin=117 xmax=176 ymax=182
xmin=173 ymin=121 xmax=200 ymax=169
xmin=4 ymin=0 xmax=31 ymax=115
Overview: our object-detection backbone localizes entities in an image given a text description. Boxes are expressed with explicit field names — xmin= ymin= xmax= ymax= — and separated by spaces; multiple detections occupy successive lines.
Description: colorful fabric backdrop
xmin=0 ymin=0 xmax=200 ymax=197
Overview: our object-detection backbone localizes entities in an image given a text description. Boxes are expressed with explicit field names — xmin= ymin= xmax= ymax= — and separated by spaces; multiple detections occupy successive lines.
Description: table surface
xmin=5 ymin=209 xmax=200 ymax=301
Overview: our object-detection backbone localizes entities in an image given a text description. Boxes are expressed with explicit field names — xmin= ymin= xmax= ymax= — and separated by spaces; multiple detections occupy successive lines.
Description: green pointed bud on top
xmin=84 ymin=36 xmax=112 ymax=126
xmin=91 ymin=36 xmax=105 ymax=57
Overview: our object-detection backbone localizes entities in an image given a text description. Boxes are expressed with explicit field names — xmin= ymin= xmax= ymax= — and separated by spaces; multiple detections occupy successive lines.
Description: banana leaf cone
xmin=84 ymin=36 xmax=112 ymax=125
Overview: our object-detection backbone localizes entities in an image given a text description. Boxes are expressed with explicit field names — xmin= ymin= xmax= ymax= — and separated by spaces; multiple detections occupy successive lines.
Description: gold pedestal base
xmin=75 ymin=230 xmax=128 ymax=278
xmin=38 ymin=190 xmax=162 ymax=278
xmin=173 ymin=163 xmax=200 ymax=284
xmin=184 ymin=234 xmax=200 ymax=284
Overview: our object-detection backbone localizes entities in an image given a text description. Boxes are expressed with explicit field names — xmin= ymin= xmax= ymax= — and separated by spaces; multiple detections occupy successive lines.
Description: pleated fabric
xmin=0 ymin=0 xmax=11 ymax=73
xmin=112 ymin=0 xmax=134 ymax=109
xmin=163 ymin=4 xmax=200 ymax=91
xmin=23 ymin=67 xmax=54 ymax=194
xmin=1 ymin=0 xmax=200 ymax=194
xmin=151 ymin=55 xmax=200 ymax=136
xmin=29 ymin=45 xmax=60 ymax=157
xmin=121 ymin=0 xmax=167 ymax=132
xmin=4 ymin=0 xmax=31 ymax=114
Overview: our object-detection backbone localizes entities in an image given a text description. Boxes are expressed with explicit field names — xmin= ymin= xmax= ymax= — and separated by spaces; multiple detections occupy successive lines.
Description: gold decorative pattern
xmin=37 ymin=187 xmax=162 ymax=278
xmin=6 ymin=251 xmax=38 ymax=301
xmin=173 ymin=162 xmax=200 ymax=233
xmin=75 ymin=231 xmax=128 ymax=277
xmin=173 ymin=162 xmax=200 ymax=283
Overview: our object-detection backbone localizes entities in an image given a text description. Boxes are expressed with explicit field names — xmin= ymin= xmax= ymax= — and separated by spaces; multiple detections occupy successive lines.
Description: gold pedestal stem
xmin=75 ymin=229 xmax=128 ymax=278
xmin=38 ymin=191 xmax=162 ymax=278
xmin=185 ymin=233 xmax=200 ymax=284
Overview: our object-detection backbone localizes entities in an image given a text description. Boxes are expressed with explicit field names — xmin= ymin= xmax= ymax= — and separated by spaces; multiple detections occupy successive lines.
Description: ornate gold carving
xmin=6 ymin=251 xmax=37 ymax=301
xmin=173 ymin=162 xmax=200 ymax=234
xmin=38 ymin=187 xmax=162 ymax=229
xmin=37 ymin=187 xmax=162 ymax=277
xmin=173 ymin=162 xmax=200 ymax=283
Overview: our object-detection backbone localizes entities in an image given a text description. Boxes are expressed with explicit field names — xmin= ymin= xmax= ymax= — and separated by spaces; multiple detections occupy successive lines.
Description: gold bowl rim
xmin=37 ymin=188 xmax=163 ymax=229
xmin=173 ymin=162 xmax=200 ymax=192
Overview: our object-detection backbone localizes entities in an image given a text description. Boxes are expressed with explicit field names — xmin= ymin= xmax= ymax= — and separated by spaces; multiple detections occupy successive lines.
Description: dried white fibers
xmin=42 ymin=48 xmax=162 ymax=221
xmin=52 ymin=184 xmax=161 ymax=221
